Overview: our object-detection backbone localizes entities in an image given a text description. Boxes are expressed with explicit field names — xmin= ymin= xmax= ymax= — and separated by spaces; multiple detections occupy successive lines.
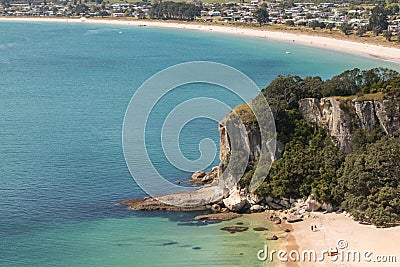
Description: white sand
xmin=1 ymin=17 xmax=400 ymax=64
xmin=2 ymin=16 xmax=400 ymax=267
xmin=287 ymin=212 xmax=400 ymax=266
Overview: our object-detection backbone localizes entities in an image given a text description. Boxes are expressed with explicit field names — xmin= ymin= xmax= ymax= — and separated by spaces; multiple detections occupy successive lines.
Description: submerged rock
xmin=194 ymin=212 xmax=241 ymax=222
xmin=162 ymin=241 xmax=178 ymax=246
xmin=220 ymin=226 xmax=249 ymax=233
xmin=253 ymin=227 xmax=268 ymax=231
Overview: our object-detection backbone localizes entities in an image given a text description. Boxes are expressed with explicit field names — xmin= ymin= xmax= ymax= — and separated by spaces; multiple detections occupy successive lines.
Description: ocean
xmin=0 ymin=21 xmax=398 ymax=267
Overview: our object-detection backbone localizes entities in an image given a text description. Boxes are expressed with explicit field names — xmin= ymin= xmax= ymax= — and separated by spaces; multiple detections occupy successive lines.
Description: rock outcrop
xmin=189 ymin=166 xmax=221 ymax=185
xmin=122 ymin=96 xmax=399 ymax=214
xmin=120 ymin=185 xmax=229 ymax=210
xmin=222 ymin=189 xmax=248 ymax=212
xmin=218 ymin=106 xmax=284 ymax=169
xmin=299 ymin=97 xmax=400 ymax=153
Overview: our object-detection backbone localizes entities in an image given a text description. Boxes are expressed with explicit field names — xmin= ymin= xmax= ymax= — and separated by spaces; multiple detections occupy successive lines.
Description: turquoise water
xmin=0 ymin=21 xmax=399 ymax=267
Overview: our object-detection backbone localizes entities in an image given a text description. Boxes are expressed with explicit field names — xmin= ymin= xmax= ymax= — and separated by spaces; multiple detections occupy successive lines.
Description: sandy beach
xmin=281 ymin=212 xmax=400 ymax=267
xmin=1 ymin=17 xmax=400 ymax=64
xmin=2 ymin=17 xmax=400 ymax=267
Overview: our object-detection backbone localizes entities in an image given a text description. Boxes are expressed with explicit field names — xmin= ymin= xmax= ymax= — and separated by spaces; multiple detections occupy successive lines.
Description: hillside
xmin=220 ymin=67 xmax=400 ymax=226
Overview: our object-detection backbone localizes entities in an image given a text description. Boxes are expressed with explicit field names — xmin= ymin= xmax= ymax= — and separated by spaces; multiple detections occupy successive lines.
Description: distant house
xmin=250 ymin=0 xmax=259 ymax=6
xmin=112 ymin=13 xmax=124 ymax=17
xmin=388 ymin=22 xmax=399 ymax=32
xmin=208 ymin=10 xmax=221 ymax=16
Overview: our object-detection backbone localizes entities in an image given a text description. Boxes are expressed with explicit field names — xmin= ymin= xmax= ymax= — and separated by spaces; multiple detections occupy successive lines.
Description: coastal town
xmin=1 ymin=0 xmax=400 ymax=39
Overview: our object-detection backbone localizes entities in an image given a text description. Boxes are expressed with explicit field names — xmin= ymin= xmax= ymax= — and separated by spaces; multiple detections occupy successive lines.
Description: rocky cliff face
xmin=219 ymin=97 xmax=399 ymax=159
xmin=218 ymin=113 xmax=261 ymax=167
xmin=218 ymin=107 xmax=283 ymax=170
xmin=299 ymin=97 xmax=400 ymax=153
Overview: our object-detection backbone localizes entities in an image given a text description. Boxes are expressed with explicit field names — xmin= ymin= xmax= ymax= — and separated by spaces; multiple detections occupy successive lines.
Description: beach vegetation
xmin=340 ymin=23 xmax=353 ymax=35
xmin=369 ymin=5 xmax=389 ymax=33
xmin=254 ymin=7 xmax=269 ymax=26
xmin=149 ymin=1 xmax=200 ymax=21
xmin=356 ymin=25 xmax=367 ymax=37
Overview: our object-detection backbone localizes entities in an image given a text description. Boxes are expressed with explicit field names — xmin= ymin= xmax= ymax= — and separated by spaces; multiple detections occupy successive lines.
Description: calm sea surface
xmin=0 ymin=21 xmax=398 ymax=267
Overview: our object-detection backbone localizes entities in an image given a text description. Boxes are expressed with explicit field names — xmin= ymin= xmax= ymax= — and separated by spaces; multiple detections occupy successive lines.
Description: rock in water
xmin=253 ymin=227 xmax=268 ymax=231
xmin=220 ymin=226 xmax=249 ymax=233
xmin=119 ymin=185 xmax=229 ymax=211
xmin=162 ymin=241 xmax=178 ymax=246
xmin=194 ymin=212 xmax=241 ymax=221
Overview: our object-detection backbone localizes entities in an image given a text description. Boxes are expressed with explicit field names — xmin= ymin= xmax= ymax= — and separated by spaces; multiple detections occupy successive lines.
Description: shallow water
xmin=0 ymin=21 xmax=398 ymax=266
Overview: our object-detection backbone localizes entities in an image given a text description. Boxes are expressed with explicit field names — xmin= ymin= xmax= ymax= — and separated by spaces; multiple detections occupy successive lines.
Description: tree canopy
xmin=254 ymin=8 xmax=269 ymax=26
xmin=238 ymin=68 xmax=400 ymax=227
xmin=149 ymin=2 xmax=200 ymax=21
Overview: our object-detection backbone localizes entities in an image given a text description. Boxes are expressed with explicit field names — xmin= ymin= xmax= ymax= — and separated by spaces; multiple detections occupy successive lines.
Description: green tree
xmin=254 ymin=8 xmax=269 ymax=26
xmin=369 ymin=5 xmax=388 ymax=33
xmin=326 ymin=23 xmax=335 ymax=31
xmin=340 ymin=23 xmax=353 ymax=35
xmin=356 ymin=26 xmax=367 ymax=37
xmin=373 ymin=26 xmax=383 ymax=36
xmin=309 ymin=20 xmax=319 ymax=30
xmin=286 ymin=20 xmax=295 ymax=26
xmin=383 ymin=30 xmax=392 ymax=41
xmin=337 ymin=137 xmax=400 ymax=226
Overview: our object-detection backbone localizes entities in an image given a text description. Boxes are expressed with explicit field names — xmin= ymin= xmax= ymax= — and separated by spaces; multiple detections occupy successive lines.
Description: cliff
xmin=219 ymin=96 xmax=399 ymax=159
xmin=218 ymin=103 xmax=283 ymax=171
xmin=299 ymin=97 xmax=400 ymax=153
xmin=122 ymin=95 xmax=399 ymax=212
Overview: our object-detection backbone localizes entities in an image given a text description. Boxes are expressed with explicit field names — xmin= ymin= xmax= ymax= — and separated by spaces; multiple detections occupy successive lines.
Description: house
xmin=112 ymin=13 xmax=124 ymax=17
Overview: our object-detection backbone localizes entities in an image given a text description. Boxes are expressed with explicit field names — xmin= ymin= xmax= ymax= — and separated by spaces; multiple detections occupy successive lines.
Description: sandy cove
xmin=277 ymin=212 xmax=400 ymax=267
xmin=1 ymin=17 xmax=400 ymax=64
xmin=3 ymin=17 xmax=400 ymax=266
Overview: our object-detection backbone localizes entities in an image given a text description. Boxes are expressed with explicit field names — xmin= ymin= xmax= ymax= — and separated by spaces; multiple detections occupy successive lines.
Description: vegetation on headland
xmin=235 ymin=68 xmax=400 ymax=227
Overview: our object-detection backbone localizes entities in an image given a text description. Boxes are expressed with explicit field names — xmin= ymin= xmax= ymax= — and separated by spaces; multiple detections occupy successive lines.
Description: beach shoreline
xmin=274 ymin=211 xmax=400 ymax=267
xmin=3 ymin=17 xmax=400 ymax=267
xmin=1 ymin=17 xmax=400 ymax=65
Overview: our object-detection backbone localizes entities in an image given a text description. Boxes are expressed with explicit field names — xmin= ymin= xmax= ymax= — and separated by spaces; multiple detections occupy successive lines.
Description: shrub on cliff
xmin=336 ymin=137 xmax=400 ymax=226
xmin=242 ymin=68 xmax=400 ymax=226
